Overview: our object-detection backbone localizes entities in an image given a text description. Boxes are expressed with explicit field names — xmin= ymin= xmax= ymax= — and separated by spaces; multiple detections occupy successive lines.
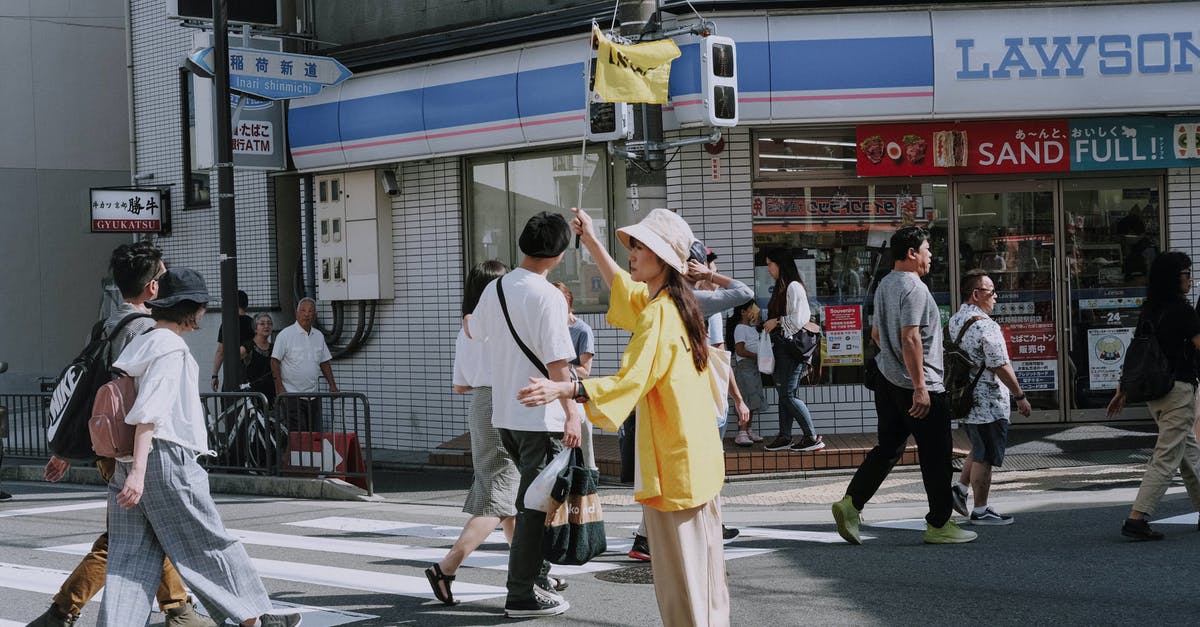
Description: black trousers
xmin=846 ymin=377 xmax=954 ymax=527
xmin=497 ymin=428 xmax=563 ymax=605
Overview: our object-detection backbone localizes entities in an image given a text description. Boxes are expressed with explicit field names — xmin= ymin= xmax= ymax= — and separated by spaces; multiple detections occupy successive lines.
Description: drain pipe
xmin=303 ymin=174 xmax=317 ymax=299
xmin=124 ymin=0 xmax=137 ymax=187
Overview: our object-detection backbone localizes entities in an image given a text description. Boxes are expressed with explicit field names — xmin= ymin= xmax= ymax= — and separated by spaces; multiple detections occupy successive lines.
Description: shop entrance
xmin=953 ymin=178 xmax=1162 ymax=424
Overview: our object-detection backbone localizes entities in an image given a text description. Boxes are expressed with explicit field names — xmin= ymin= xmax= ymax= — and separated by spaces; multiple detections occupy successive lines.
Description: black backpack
xmin=1119 ymin=309 xmax=1174 ymax=403
xmin=46 ymin=312 xmax=150 ymax=460
xmin=943 ymin=315 xmax=985 ymax=419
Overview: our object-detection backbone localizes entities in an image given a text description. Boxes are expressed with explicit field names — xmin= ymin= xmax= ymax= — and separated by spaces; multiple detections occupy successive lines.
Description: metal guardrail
xmin=1 ymin=390 xmax=374 ymax=496
xmin=0 ymin=393 xmax=52 ymax=457
xmin=275 ymin=392 xmax=374 ymax=495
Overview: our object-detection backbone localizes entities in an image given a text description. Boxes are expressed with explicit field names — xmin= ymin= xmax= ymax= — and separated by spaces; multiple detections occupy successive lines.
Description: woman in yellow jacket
xmin=519 ymin=207 xmax=729 ymax=627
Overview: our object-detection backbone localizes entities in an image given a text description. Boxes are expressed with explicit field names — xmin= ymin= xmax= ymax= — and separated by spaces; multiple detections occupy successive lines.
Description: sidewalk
xmin=380 ymin=422 xmax=1160 ymax=512
xmin=428 ymin=422 xmax=1159 ymax=480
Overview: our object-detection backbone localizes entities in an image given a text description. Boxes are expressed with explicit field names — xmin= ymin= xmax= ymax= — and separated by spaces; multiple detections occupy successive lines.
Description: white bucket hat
xmin=616 ymin=208 xmax=696 ymax=275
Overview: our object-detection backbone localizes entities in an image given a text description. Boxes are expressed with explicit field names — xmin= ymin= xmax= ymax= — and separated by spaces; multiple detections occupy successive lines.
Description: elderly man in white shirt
xmin=271 ymin=298 xmax=338 ymax=431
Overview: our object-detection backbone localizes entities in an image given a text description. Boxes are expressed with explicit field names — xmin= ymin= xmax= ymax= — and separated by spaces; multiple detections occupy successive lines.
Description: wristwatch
xmin=573 ymin=380 xmax=590 ymax=404
xmin=1013 ymin=393 xmax=1026 ymax=401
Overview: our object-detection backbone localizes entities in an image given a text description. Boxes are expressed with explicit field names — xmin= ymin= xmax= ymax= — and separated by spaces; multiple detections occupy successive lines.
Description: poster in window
xmin=820 ymin=305 xmax=863 ymax=366
xmin=1087 ymin=327 xmax=1134 ymax=391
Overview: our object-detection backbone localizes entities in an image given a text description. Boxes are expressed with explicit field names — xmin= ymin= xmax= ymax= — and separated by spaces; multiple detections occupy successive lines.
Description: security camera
xmin=380 ymin=169 xmax=400 ymax=196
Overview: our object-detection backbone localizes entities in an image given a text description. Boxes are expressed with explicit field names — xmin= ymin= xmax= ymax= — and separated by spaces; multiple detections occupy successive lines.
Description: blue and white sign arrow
xmin=189 ymin=47 xmax=352 ymax=101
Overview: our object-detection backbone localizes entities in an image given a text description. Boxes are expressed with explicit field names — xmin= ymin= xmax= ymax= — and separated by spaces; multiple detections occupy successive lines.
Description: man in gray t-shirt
xmin=831 ymin=226 xmax=977 ymax=546
xmin=874 ymin=271 xmax=944 ymax=393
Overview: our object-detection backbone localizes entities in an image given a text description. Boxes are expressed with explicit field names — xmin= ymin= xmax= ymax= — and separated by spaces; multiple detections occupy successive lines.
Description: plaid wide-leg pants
xmin=99 ymin=440 xmax=273 ymax=626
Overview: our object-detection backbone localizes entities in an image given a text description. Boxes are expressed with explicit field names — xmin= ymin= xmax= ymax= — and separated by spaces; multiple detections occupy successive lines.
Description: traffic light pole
xmin=618 ymin=0 xmax=667 ymax=214
xmin=212 ymin=0 xmax=241 ymax=392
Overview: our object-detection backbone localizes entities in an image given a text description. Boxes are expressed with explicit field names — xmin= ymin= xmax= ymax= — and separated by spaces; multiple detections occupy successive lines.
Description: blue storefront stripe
xmin=769 ymin=36 xmax=932 ymax=90
xmin=288 ymin=35 xmax=932 ymax=154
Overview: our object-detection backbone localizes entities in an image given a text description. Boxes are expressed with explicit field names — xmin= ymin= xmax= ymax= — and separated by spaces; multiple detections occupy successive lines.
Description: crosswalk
xmin=0 ymin=492 xmax=902 ymax=625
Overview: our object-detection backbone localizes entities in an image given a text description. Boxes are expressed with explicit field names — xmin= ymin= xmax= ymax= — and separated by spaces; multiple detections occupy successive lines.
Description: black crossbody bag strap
xmin=496 ymin=276 xmax=549 ymax=378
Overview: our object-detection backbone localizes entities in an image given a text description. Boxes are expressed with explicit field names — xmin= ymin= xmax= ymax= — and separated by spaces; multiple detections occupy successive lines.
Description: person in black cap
xmin=469 ymin=211 xmax=581 ymax=618
xmin=100 ymin=267 xmax=301 ymax=627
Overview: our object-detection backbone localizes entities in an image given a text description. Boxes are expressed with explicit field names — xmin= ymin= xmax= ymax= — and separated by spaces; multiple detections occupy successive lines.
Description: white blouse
xmin=784 ymin=281 xmax=811 ymax=329
xmin=113 ymin=328 xmax=214 ymax=461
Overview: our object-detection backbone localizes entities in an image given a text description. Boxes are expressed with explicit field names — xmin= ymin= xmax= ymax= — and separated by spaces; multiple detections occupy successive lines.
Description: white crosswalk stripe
xmin=0 ymin=561 xmax=376 ymax=626
xmin=4 ymin=499 xmax=840 ymax=623
xmin=1154 ymin=512 xmax=1199 ymax=526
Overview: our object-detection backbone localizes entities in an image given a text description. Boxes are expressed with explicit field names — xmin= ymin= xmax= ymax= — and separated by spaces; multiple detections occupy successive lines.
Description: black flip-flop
xmin=425 ymin=564 xmax=460 ymax=605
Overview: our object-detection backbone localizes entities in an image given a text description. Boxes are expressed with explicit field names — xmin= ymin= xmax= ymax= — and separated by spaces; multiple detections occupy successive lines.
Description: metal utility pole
xmin=618 ymin=0 xmax=668 ymax=214
xmin=212 ymin=0 xmax=241 ymax=391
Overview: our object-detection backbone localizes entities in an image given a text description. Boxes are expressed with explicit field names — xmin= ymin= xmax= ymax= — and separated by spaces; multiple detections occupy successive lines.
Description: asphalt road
xmin=3 ymin=463 xmax=1200 ymax=626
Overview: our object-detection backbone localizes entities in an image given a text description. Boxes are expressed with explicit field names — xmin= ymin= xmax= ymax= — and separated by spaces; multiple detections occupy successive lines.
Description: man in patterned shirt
xmin=948 ymin=269 xmax=1031 ymax=525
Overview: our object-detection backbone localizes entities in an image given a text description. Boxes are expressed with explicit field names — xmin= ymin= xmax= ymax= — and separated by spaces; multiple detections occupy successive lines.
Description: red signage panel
xmin=857 ymin=120 xmax=1071 ymax=176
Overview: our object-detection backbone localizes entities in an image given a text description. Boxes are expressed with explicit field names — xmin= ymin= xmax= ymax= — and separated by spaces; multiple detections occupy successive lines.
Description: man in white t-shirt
xmin=471 ymin=211 xmax=581 ymax=619
xmin=271 ymin=298 xmax=338 ymax=431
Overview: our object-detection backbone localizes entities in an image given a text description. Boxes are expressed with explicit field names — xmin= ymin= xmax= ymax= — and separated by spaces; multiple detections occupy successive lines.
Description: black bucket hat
xmin=146 ymin=268 xmax=210 ymax=308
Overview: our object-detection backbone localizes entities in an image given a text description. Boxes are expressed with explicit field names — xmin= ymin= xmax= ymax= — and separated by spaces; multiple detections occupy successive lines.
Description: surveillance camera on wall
xmin=380 ymin=169 xmax=401 ymax=196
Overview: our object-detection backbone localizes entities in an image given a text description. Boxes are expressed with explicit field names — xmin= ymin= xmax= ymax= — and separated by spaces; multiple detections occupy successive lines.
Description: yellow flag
xmin=593 ymin=25 xmax=680 ymax=104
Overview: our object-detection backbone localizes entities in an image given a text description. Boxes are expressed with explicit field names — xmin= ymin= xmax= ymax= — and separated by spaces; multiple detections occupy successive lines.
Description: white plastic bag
xmin=709 ymin=347 xmax=732 ymax=429
xmin=524 ymin=447 xmax=573 ymax=512
xmin=757 ymin=329 xmax=775 ymax=374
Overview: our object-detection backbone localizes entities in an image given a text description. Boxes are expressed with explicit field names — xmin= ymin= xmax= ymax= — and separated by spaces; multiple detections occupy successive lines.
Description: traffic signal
xmin=701 ymin=36 xmax=738 ymax=127
xmin=587 ymin=101 xmax=633 ymax=142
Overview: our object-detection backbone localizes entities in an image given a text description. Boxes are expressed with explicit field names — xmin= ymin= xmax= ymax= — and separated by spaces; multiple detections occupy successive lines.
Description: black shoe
xmin=722 ymin=525 xmax=740 ymax=540
xmin=790 ymin=435 xmax=825 ymax=452
xmin=504 ymin=588 xmax=570 ymax=618
xmin=0 ymin=491 xmax=11 ymax=501
xmin=25 ymin=605 xmax=77 ymax=627
xmin=628 ymin=534 xmax=650 ymax=561
xmin=1122 ymin=518 xmax=1164 ymax=541
xmin=764 ymin=435 xmax=793 ymax=451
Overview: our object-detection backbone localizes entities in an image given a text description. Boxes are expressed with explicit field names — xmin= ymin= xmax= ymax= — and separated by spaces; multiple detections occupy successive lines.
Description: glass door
xmin=955 ymin=181 xmax=1061 ymax=423
xmin=1062 ymin=177 xmax=1161 ymax=422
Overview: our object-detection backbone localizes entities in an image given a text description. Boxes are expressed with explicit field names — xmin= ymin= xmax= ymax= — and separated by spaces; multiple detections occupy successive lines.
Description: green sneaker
xmin=924 ymin=519 xmax=978 ymax=544
xmin=831 ymin=495 xmax=862 ymax=545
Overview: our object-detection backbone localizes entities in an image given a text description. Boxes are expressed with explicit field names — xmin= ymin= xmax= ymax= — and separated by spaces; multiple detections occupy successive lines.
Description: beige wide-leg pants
xmin=642 ymin=500 xmax=730 ymax=627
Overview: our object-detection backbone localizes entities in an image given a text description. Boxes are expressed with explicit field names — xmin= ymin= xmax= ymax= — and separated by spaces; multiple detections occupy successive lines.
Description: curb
xmin=1 ymin=464 xmax=380 ymax=502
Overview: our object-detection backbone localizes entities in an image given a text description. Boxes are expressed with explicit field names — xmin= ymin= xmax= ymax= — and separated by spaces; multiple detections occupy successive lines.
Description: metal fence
xmin=1 ymin=390 xmax=374 ymax=495
xmin=275 ymin=392 xmax=374 ymax=494
xmin=0 ymin=393 xmax=52 ymax=457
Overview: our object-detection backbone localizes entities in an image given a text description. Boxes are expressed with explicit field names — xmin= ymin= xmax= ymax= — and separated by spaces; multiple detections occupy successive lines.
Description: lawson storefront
xmin=269 ymin=1 xmax=1200 ymax=448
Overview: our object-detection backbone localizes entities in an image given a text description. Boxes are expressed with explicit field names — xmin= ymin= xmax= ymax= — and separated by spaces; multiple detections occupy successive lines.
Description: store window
xmin=753 ymin=129 xmax=950 ymax=385
xmin=466 ymin=146 xmax=615 ymax=313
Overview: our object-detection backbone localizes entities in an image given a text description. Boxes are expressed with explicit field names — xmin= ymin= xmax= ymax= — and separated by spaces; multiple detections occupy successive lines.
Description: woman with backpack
xmin=1107 ymin=251 xmax=1200 ymax=541
xmin=761 ymin=248 xmax=824 ymax=452
xmin=100 ymin=268 xmax=301 ymax=627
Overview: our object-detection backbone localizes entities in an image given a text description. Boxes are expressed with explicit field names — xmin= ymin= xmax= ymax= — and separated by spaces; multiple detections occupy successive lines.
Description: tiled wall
xmin=1168 ymin=168 xmax=1200 ymax=263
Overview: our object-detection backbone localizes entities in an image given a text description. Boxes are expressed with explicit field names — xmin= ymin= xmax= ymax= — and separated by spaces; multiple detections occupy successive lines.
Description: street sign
xmin=188 ymin=47 xmax=352 ymax=101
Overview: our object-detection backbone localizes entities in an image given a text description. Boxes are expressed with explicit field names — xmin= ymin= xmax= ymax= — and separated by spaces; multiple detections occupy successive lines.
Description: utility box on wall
xmin=314 ymin=170 xmax=394 ymax=301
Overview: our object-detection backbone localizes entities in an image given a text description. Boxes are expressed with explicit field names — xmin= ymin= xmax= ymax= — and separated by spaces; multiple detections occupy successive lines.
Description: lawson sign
xmin=933 ymin=2 xmax=1200 ymax=116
